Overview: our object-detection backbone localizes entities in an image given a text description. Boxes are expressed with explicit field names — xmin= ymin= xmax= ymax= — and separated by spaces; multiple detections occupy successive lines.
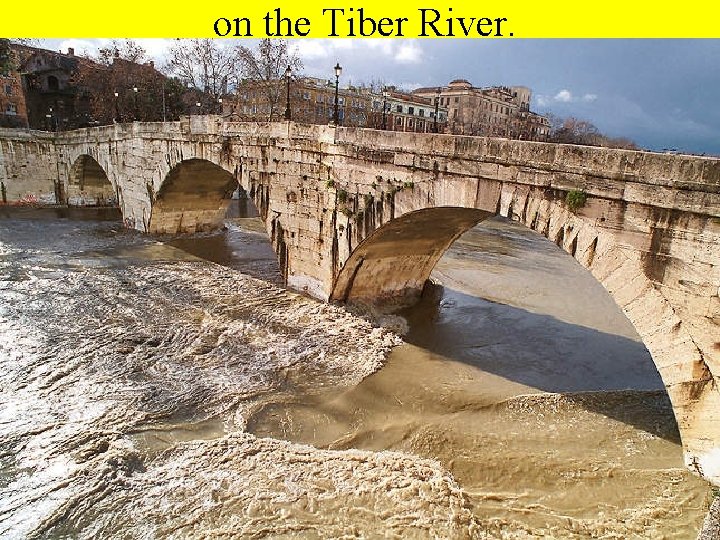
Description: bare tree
xmin=235 ymin=39 xmax=302 ymax=121
xmin=547 ymin=114 xmax=638 ymax=149
xmin=97 ymin=39 xmax=147 ymax=65
xmin=166 ymin=39 xmax=235 ymax=103
xmin=362 ymin=77 xmax=386 ymax=94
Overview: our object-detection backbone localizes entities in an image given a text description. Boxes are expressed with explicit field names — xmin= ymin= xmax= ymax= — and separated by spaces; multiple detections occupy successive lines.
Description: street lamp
xmin=162 ymin=82 xmax=166 ymax=122
xmin=132 ymin=85 xmax=139 ymax=121
xmin=284 ymin=65 xmax=292 ymax=121
xmin=217 ymin=97 xmax=223 ymax=115
xmin=114 ymin=91 xmax=120 ymax=123
xmin=382 ymin=90 xmax=389 ymax=130
xmin=332 ymin=62 xmax=342 ymax=126
xmin=434 ymin=89 xmax=440 ymax=133
xmin=45 ymin=107 xmax=53 ymax=131
xmin=196 ymin=101 xmax=202 ymax=115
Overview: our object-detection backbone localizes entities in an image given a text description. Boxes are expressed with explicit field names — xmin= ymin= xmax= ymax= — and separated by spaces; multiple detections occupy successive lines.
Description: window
xmin=395 ymin=105 xmax=402 ymax=113
xmin=408 ymin=106 xmax=414 ymax=115
xmin=5 ymin=103 xmax=17 ymax=115
xmin=303 ymin=92 xmax=310 ymax=100
xmin=338 ymin=97 xmax=345 ymax=105
xmin=454 ymin=97 xmax=459 ymax=103
xmin=47 ymin=75 xmax=59 ymax=91
xmin=316 ymin=94 xmax=323 ymax=103
xmin=4 ymin=84 xmax=11 ymax=95
xmin=419 ymin=109 xmax=425 ymax=117
xmin=396 ymin=117 xmax=402 ymax=125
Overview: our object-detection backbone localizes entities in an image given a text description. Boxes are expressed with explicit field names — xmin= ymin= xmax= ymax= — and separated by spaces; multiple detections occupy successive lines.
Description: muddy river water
xmin=0 ymin=206 xmax=711 ymax=538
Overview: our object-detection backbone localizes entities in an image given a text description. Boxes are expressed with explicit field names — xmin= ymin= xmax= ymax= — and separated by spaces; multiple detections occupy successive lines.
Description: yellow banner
xmin=3 ymin=0 xmax=720 ymax=38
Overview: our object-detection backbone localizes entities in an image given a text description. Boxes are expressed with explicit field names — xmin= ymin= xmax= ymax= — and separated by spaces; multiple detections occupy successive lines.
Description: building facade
xmin=10 ymin=44 xmax=190 ymax=131
xmin=227 ymin=77 xmax=375 ymax=127
xmin=413 ymin=79 xmax=550 ymax=141
xmin=226 ymin=78 xmax=448 ymax=133
xmin=378 ymin=88 xmax=448 ymax=133
xmin=0 ymin=46 xmax=29 ymax=128
xmin=20 ymin=46 xmax=96 ymax=131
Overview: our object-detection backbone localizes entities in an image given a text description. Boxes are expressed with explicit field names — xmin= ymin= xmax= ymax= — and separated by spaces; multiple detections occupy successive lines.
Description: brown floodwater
xmin=0 ymin=204 xmax=711 ymax=539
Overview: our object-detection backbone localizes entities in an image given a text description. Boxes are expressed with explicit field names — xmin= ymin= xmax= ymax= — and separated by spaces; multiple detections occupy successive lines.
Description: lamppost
xmin=434 ymin=89 xmax=440 ymax=133
xmin=132 ymin=85 xmax=139 ymax=121
xmin=196 ymin=101 xmax=202 ymax=115
xmin=45 ymin=107 xmax=53 ymax=131
xmin=114 ymin=91 xmax=120 ymax=123
xmin=382 ymin=90 xmax=389 ymax=130
xmin=162 ymin=82 xmax=166 ymax=122
xmin=284 ymin=65 xmax=292 ymax=121
xmin=217 ymin=97 xmax=223 ymax=115
xmin=332 ymin=62 xmax=342 ymax=126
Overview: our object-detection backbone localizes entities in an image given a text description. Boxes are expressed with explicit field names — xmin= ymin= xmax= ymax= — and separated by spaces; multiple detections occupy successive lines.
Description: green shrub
xmin=566 ymin=190 xmax=587 ymax=213
xmin=326 ymin=179 xmax=335 ymax=189
xmin=337 ymin=189 xmax=348 ymax=204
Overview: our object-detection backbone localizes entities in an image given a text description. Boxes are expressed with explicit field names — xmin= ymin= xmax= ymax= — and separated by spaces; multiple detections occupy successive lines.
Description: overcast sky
xmin=42 ymin=38 xmax=720 ymax=155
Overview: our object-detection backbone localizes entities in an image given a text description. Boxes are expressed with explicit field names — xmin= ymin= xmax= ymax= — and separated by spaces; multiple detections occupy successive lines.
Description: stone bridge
xmin=1 ymin=116 xmax=719 ymax=486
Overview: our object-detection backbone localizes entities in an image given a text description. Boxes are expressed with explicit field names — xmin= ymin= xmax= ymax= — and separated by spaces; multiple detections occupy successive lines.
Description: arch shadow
xmin=331 ymin=207 xmax=493 ymax=307
xmin=150 ymin=159 xmax=238 ymax=234
xmin=67 ymin=155 xmax=117 ymax=207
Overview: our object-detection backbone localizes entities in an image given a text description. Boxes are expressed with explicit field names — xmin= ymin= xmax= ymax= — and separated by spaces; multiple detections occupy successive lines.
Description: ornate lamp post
xmin=162 ymin=82 xmax=166 ymax=122
xmin=45 ymin=107 xmax=53 ymax=131
xmin=332 ymin=62 xmax=342 ymax=126
xmin=132 ymin=86 xmax=139 ymax=121
xmin=284 ymin=65 xmax=292 ymax=121
xmin=113 ymin=91 xmax=120 ymax=123
xmin=382 ymin=90 xmax=389 ymax=130
xmin=196 ymin=101 xmax=202 ymax=115
xmin=217 ymin=97 xmax=223 ymax=115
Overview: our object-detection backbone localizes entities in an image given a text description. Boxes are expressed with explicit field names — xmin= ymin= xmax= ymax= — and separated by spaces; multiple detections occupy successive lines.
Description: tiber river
xmin=0 ymin=203 xmax=711 ymax=539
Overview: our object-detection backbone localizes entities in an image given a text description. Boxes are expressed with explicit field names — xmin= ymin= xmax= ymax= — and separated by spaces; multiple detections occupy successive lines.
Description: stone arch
xmin=330 ymin=187 xmax=720 ymax=486
xmin=331 ymin=207 xmax=492 ymax=305
xmin=149 ymin=158 xmax=238 ymax=234
xmin=67 ymin=155 xmax=116 ymax=206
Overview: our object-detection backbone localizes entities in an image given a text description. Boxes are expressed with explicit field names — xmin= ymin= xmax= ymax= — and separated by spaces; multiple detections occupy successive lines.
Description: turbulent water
xmin=0 ymin=206 xmax=711 ymax=538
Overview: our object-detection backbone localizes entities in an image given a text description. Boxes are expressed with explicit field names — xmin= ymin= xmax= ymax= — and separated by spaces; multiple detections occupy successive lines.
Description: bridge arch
xmin=331 ymin=207 xmax=492 ymax=305
xmin=150 ymin=158 xmax=238 ymax=234
xmin=67 ymin=155 xmax=116 ymax=206
xmin=329 ymin=186 xmax=720 ymax=485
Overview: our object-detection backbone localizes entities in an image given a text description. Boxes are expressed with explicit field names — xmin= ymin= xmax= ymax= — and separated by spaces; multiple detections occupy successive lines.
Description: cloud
xmin=554 ymin=89 xmax=573 ymax=102
xmin=394 ymin=42 xmax=423 ymax=64
xmin=292 ymin=40 xmax=333 ymax=60
xmin=536 ymin=89 xmax=598 ymax=107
